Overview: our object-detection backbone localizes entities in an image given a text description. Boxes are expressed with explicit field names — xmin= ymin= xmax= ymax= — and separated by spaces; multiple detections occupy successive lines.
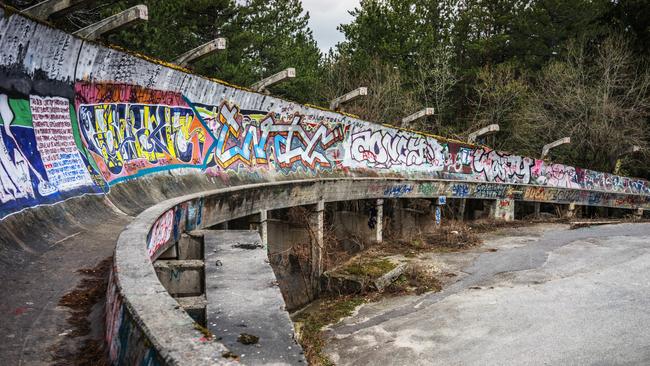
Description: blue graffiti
xmin=451 ymin=184 xmax=469 ymax=197
xmin=384 ymin=184 xmax=413 ymax=197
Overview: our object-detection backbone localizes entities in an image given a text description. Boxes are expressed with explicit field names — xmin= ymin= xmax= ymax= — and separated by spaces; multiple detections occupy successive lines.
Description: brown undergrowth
xmin=52 ymin=257 xmax=112 ymax=366
xmin=379 ymin=221 xmax=483 ymax=257
xmin=385 ymin=263 xmax=443 ymax=296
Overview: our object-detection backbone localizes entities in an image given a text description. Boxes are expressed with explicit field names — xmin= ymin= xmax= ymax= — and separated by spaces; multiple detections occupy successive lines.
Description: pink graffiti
xmin=147 ymin=209 xmax=174 ymax=257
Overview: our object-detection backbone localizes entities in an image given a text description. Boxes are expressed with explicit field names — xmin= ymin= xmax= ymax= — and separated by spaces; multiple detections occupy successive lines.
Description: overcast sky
xmin=301 ymin=0 xmax=360 ymax=54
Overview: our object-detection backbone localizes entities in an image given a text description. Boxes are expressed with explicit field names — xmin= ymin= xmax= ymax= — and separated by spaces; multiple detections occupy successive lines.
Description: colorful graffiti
xmin=147 ymin=209 xmax=175 ymax=258
xmin=0 ymin=81 xmax=649 ymax=220
xmin=0 ymin=93 xmax=100 ymax=219
xmin=194 ymin=102 xmax=343 ymax=172
xmin=76 ymin=84 xmax=212 ymax=184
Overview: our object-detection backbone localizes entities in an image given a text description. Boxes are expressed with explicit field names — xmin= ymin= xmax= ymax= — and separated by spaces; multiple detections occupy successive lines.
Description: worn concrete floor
xmin=325 ymin=223 xmax=650 ymax=366
xmin=0 ymin=214 xmax=129 ymax=366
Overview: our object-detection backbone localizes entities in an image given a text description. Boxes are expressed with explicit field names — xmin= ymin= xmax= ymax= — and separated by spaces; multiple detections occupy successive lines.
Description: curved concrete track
xmin=326 ymin=223 xmax=650 ymax=366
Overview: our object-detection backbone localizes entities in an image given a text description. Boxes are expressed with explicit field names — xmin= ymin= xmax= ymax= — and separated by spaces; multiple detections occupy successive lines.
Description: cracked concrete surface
xmin=325 ymin=223 xmax=650 ymax=365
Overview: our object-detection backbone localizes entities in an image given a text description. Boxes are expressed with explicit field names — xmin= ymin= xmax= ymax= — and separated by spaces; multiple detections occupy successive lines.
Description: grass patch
xmin=342 ymin=258 xmax=396 ymax=279
xmin=294 ymin=296 xmax=366 ymax=366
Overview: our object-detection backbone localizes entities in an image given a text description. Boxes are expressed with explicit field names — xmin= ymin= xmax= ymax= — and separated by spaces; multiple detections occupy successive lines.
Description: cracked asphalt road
xmin=325 ymin=223 xmax=650 ymax=366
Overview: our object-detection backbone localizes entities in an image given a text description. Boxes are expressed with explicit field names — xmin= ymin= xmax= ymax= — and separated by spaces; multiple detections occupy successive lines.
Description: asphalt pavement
xmin=325 ymin=223 xmax=650 ymax=366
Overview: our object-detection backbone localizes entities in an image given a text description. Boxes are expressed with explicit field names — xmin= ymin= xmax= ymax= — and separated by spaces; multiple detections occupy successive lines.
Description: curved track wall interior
xmin=1 ymin=7 xmax=650 ymax=366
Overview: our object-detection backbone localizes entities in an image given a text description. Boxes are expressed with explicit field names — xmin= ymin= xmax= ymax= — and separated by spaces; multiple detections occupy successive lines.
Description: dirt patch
xmin=51 ymin=257 xmax=112 ymax=366
xmin=385 ymin=263 xmax=443 ymax=296
xmin=380 ymin=221 xmax=483 ymax=256
xmin=238 ymin=333 xmax=260 ymax=345
xmin=467 ymin=219 xmax=535 ymax=233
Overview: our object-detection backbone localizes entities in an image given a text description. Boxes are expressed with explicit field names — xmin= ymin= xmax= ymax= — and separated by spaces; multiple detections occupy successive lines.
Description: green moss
xmin=295 ymin=296 xmax=366 ymax=365
xmin=193 ymin=323 xmax=214 ymax=339
xmin=342 ymin=258 xmax=396 ymax=278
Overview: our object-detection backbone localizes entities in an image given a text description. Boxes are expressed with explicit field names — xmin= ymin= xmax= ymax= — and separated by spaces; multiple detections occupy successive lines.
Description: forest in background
xmin=8 ymin=0 xmax=650 ymax=178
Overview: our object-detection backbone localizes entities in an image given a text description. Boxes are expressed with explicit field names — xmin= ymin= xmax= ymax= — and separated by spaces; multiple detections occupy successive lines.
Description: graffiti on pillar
xmin=75 ymin=83 xmax=213 ymax=184
xmin=345 ymin=124 xmax=445 ymax=171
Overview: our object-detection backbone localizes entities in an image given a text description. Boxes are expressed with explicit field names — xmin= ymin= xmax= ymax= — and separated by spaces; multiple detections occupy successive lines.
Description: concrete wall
xmin=0 ymin=7 xmax=649 ymax=226
xmin=266 ymin=219 xmax=315 ymax=309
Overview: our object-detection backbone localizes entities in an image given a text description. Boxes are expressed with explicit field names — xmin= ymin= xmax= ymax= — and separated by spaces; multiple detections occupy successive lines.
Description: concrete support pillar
xmin=491 ymin=199 xmax=515 ymax=221
xmin=376 ymin=199 xmax=383 ymax=243
xmin=330 ymin=87 xmax=367 ymax=110
xmin=566 ymin=202 xmax=577 ymax=219
xmin=73 ymin=5 xmax=148 ymax=40
xmin=534 ymin=202 xmax=541 ymax=218
xmin=24 ymin=0 xmax=89 ymax=19
xmin=251 ymin=68 xmax=296 ymax=93
xmin=259 ymin=210 xmax=268 ymax=247
xmin=309 ymin=201 xmax=325 ymax=291
xmin=458 ymin=198 xmax=466 ymax=221
xmin=175 ymin=38 xmax=227 ymax=67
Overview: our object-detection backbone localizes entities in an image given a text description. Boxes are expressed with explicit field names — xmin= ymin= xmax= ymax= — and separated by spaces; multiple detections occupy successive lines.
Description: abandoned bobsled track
xmin=0 ymin=5 xmax=650 ymax=365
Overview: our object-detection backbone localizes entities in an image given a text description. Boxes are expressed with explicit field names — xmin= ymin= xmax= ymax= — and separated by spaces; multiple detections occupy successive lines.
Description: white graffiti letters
xmin=349 ymin=126 xmax=444 ymax=171
xmin=472 ymin=148 xmax=533 ymax=184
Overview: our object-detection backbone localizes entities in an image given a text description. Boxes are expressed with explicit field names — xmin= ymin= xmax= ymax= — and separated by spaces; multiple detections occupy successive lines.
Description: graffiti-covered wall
xmin=0 ymin=7 xmax=649 ymax=220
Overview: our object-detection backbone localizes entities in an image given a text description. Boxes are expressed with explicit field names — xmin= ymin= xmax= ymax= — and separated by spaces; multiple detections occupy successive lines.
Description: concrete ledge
xmin=111 ymin=177 xmax=650 ymax=365
xmin=176 ymin=296 xmax=208 ymax=326
xmin=154 ymin=260 xmax=205 ymax=297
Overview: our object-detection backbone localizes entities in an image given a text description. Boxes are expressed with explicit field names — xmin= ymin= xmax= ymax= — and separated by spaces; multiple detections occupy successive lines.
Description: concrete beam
xmin=491 ymin=199 xmax=515 ymax=221
xmin=376 ymin=199 xmax=383 ymax=243
xmin=310 ymin=200 xmax=325 ymax=292
xmin=457 ymin=198 xmax=467 ymax=221
xmin=174 ymin=38 xmax=226 ymax=67
xmin=541 ymin=137 xmax=571 ymax=159
xmin=73 ymin=5 xmax=148 ymax=40
xmin=566 ymin=202 xmax=577 ymax=219
xmin=402 ymin=108 xmax=434 ymax=126
xmin=259 ymin=209 xmax=268 ymax=247
xmin=251 ymin=68 xmax=296 ymax=93
xmin=23 ymin=0 xmax=91 ymax=19
xmin=153 ymin=259 xmax=204 ymax=297
xmin=468 ymin=124 xmax=500 ymax=144
xmin=330 ymin=87 xmax=367 ymax=110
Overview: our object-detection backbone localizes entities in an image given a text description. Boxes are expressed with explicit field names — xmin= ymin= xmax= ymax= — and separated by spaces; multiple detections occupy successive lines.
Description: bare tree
xmin=515 ymin=35 xmax=650 ymax=172
xmin=322 ymin=57 xmax=419 ymax=126
xmin=466 ymin=63 xmax=528 ymax=149
xmin=414 ymin=44 xmax=458 ymax=133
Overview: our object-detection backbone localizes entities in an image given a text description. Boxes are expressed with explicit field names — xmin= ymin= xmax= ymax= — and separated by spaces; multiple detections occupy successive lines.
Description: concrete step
xmin=204 ymin=230 xmax=306 ymax=365
xmin=176 ymin=296 xmax=207 ymax=326
xmin=153 ymin=259 xmax=204 ymax=297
